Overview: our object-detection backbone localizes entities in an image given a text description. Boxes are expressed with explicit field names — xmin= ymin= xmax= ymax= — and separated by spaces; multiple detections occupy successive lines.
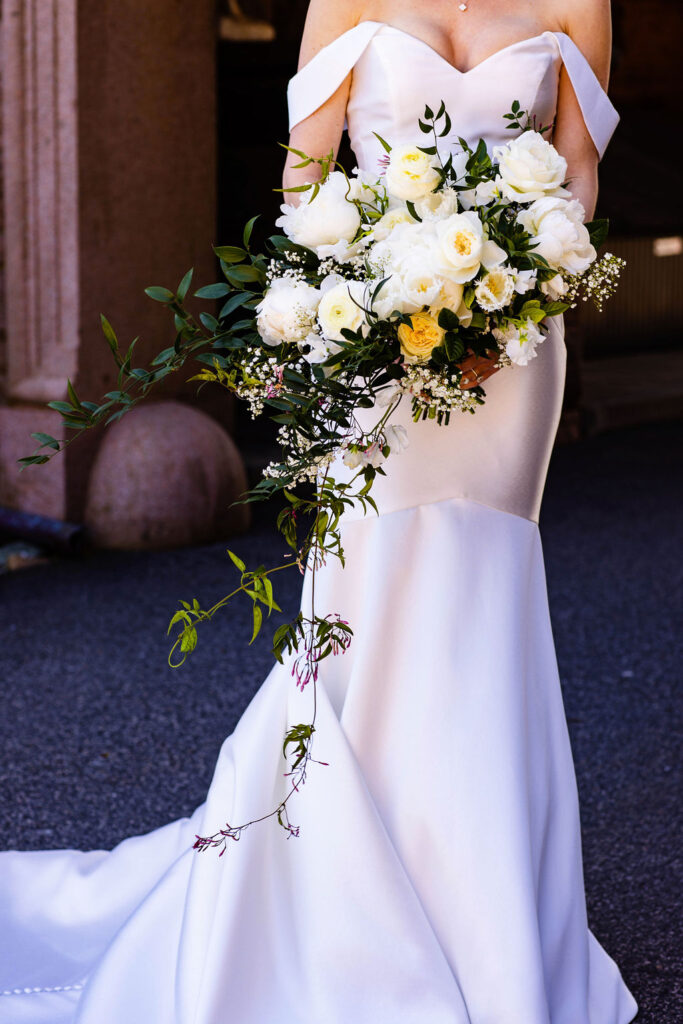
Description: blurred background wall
xmin=0 ymin=0 xmax=681 ymax=545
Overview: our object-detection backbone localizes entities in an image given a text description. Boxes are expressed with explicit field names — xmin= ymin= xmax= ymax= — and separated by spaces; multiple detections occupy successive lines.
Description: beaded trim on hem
xmin=1 ymin=980 xmax=86 ymax=996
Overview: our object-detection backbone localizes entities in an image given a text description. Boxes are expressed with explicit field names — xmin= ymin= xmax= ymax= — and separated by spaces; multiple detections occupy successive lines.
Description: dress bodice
xmin=288 ymin=22 xmax=619 ymax=173
xmin=286 ymin=22 xmax=620 ymax=526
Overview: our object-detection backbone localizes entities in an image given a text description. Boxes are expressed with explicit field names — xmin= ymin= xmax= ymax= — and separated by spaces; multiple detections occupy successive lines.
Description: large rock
xmin=85 ymin=400 xmax=250 ymax=548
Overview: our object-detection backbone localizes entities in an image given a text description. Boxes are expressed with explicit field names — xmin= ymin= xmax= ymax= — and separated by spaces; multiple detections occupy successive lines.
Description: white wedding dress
xmin=0 ymin=22 xmax=638 ymax=1024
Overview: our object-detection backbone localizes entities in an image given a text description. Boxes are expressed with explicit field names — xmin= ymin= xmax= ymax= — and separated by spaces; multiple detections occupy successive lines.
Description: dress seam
xmin=340 ymin=492 xmax=539 ymax=527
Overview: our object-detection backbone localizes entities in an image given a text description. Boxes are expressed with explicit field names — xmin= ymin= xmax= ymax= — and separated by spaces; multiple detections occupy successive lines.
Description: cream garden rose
xmin=371 ymin=206 xmax=416 ymax=242
xmin=414 ymin=187 xmax=459 ymax=221
xmin=494 ymin=131 xmax=568 ymax=202
xmin=384 ymin=145 xmax=441 ymax=201
xmin=317 ymin=278 xmax=367 ymax=342
xmin=435 ymin=211 xmax=506 ymax=283
xmin=519 ymin=197 xmax=596 ymax=274
xmin=256 ymin=277 xmax=320 ymax=346
xmin=474 ymin=268 xmax=516 ymax=312
xmin=397 ymin=311 xmax=445 ymax=362
xmin=394 ymin=251 xmax=444 ymax=311
xmin=276 ymin=171 xmax=361 ymax=255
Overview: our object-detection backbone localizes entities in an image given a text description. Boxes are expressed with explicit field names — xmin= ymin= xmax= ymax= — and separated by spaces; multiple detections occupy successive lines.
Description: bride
xmin=0 ymin=1 xmax=638 ymax=1021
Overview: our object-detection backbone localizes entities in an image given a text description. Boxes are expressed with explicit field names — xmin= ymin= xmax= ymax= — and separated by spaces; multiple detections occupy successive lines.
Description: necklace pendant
xmin=458 ymin=3 xmax=468 ymax=10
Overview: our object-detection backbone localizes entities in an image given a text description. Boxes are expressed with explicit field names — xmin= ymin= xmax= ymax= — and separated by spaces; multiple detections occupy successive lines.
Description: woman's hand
xmin=458 ymin=349 xmax=500 ymax=390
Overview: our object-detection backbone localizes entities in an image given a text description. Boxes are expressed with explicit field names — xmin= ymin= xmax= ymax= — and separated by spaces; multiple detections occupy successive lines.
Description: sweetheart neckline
xmin=352 ymin=22 xmax=557 ymax=77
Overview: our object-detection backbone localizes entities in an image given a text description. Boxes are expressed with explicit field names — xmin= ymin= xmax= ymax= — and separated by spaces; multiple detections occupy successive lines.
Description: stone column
xmin=1 ymin=0 xmax=238 ymax=532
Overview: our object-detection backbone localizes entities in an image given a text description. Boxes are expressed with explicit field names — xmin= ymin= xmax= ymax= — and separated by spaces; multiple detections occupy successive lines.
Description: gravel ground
xmin=1 ymin=421 xmax=681 ymax=1022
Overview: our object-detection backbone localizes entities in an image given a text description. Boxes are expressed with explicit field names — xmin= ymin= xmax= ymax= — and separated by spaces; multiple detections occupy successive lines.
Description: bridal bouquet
xmin=22 ymin=102 xmax=624 ymax=852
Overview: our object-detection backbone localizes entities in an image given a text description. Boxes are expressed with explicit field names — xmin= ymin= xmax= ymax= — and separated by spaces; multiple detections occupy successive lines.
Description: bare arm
xmin=553 ymin=0 xmax=614 ymax=219
xmin=282 ymin=0 xmax=363 ymax=197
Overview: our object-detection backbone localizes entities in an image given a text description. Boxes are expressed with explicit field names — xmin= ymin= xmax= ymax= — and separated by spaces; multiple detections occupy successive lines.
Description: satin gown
xmin=0 ymin=23 xmax=638 ymax=1024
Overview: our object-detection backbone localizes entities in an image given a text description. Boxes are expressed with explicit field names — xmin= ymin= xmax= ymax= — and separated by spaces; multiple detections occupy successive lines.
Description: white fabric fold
xmin=0 ymin=500 xmax=638 ymax=1023
xmin=552 ymin=32 xmax=620 ymax=159
xmin=287 ymin=23 xmax=619 ymax=162
xmin=287 ymin=21 xmax=384 ymax=130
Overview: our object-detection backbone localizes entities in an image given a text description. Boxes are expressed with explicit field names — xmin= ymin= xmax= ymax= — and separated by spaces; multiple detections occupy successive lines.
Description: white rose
xmin=317 ymin=279 xmax=367 ymax=341
xmin=371 ymin=277 xmax=405 ymax=319
xmin=460 ymin=179 xmax=500 ymax=210
xmin=513 ymin=269 xmax=538 ymax=294
xmin=371 ymin=206 xmax=416 ymax=242
xmin=368 ymin=220 xmax=420 ymax=275
xmin=395 ymin=251 xmax=443 ymax=310
xmin=520 ymin=197 xmax=596 ymax=274
xmin=384 ymin=424 xmax=409 ymax=452
xmin=414 ymin=187 xmax=459 ymax=221
xmin=435 ymin=211 xmax=505 ymax=283
xmin=428 ymin=279 xmax=471 ymax=327
xmin=474 ymin=268 xmax=515 ymax=312
xmin=493 ymin=319 xmax=545 ymax=366
xmin=540 ymin=273 xmax=568 ymax=299
xmin=384 ymin=145 xmax=441 ymax=201
xmin=297 ymin=331 xmax=340 ymax=365
xmin=494 ymin=132 xmax=569 ymax=202
xmin=435 ymin=277 xmax=465 ymax=313
xmin=275 ymin=171 xmax=361 ymax=253
xmin=256 ymin=277 xmax=320 ymax=345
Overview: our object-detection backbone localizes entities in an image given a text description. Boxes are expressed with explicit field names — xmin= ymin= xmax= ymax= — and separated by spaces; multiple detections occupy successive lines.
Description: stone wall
xmin=0 ymin=0 xmax=230 ymax=527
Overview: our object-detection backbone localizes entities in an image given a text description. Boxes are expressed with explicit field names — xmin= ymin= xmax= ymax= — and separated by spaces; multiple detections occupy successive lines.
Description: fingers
xmin=458 ymin=352 xmax=499 ymax=389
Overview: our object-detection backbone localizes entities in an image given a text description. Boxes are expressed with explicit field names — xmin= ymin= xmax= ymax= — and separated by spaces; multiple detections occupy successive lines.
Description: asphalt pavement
xmin=1 ymin=421 xmax=681 ymax=1023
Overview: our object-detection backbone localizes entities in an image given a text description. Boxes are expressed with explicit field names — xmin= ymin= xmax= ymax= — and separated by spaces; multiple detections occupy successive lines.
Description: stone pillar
xmin=1 ymin=0 xmax=236 ymax=530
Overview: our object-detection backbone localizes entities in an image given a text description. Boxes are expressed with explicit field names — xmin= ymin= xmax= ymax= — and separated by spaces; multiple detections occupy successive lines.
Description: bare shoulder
xmin=297 ymin=0 xmax=366 ymax=69
xmin=556 ymin=0 xmax=613 ymax=86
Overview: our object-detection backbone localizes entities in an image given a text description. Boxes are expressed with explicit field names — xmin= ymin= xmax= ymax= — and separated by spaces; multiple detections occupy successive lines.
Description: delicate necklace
xmin=458 ymin=1 xmax=470 ymax=10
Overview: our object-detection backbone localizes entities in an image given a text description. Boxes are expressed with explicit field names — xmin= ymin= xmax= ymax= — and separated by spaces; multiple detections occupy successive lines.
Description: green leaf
xmin=176 ymin=268 xmax=193 ymax=301
xmin=195 ymin=283 xmax=231 ymax=299
xmin=542 ymin=300 xmax=570 ymax=317
xmin=585 ymin=218 xmax=609 ymax=250
xmin=249 ymin=604 xmax=263 ymax=645
xmin=219 ymin=292 xmax=253 ymax=319
xmin=438 ymin=308 xmax=460 ymax=331
xmin=228 ymin=549 xmax=246 ymax=572
xmin=180 ymin=626 xmax=198 ymax=653
xmin=405 ymin=201 xmax=422 ymax=222
xmin=224 ymin=264 xmax=264 ymax=284
xmin=199 ymin=312 xmax=219 ymax=331
xmin=145 ymin=286 xmax=174 ymax=303
xmin=150 ymin=346 xmax=176 ymax=366
xmin=167 ymin=610 xmax=189 ymax=633
xmin=214 ymin=245 xmax=247 ymax=263
xmin=243 ymin=215 xmax=259 ymax=248
xmin=17 ymin=454 xmax=50 ymax=466
xmin=66 ymin=379 xmax=83 ymax=411
xmin=372 ymin=131 xmax=392 ymax=154
xmin=100 ymin=314 xmax=118 ymax=353
xmin=30 ymin=432 xmax=60 ymax=450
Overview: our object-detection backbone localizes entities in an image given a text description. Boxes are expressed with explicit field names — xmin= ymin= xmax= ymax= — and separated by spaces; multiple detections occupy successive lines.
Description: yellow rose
xmin=397 ymin=312 xmax=445 ymax=362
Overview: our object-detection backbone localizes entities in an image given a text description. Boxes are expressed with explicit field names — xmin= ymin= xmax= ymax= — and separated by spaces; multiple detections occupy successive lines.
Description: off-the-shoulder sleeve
xmin=287 ymin=21 xmax=384 ymax=131
xmin=553 ymin=32 xmax=620 ymax=159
